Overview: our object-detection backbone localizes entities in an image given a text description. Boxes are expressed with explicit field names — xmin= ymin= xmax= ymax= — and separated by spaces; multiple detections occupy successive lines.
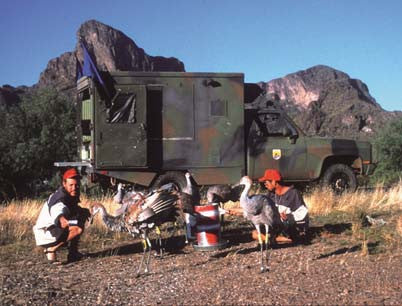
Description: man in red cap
xmin=259 ymin=169 xmax=309 ymax=243
xmin=33 ymin=168 xmax=90 ymax=263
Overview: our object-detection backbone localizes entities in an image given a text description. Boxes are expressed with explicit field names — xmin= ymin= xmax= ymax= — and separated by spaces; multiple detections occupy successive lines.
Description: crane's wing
xmin=137 ymin=191 xmax=178 ymax=223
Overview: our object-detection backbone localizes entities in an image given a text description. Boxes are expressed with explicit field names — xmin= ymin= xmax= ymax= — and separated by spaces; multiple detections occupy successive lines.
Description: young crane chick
xmin=238 ymin=176 xmax=276 ymax=272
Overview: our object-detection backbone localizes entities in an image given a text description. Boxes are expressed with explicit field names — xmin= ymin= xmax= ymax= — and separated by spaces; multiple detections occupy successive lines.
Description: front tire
xmin=321 ymin=164 xmax=357 ymax=194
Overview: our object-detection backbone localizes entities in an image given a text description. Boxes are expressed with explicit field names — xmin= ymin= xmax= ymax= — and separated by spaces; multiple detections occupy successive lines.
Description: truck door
xmin=248 ymin=111 xmax=306 ymax=180
xmin=95 ymin=85 xmax=147 ymax=168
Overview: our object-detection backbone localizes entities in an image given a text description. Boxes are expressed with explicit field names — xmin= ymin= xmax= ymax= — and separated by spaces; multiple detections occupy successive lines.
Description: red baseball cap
xmin=63 ymin=168 xmax=81 ymax=180
xmin=258 ymin=169 xmax=282 ymax=182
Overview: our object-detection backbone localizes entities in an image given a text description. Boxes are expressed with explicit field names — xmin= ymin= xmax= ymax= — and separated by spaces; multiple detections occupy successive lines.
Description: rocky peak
xmin=257 ymin=65 xmax=402 ymax=139
xmin=38 ymin=20 xmax=185 ymax=90
xmin=262 ymin=65 xmax=378 ymax=110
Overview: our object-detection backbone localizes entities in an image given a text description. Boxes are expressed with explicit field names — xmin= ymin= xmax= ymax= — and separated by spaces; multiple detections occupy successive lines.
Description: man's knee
xmin=70 ymin=225 xmax=83 ymax=238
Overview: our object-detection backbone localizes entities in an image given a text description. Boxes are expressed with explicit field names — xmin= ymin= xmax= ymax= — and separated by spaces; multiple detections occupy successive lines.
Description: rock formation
xmin=258 ymin=65 xmax=401 ymax=139
xmin=38 ymin=20 xmax=185 ymax=91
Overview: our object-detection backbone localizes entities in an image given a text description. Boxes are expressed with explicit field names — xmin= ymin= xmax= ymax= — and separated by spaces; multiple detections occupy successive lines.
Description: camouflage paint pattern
xmin=76 ymin=72 xmax=375 ymax=187
xmin=78 ymin=72 xmax=245 ymax=185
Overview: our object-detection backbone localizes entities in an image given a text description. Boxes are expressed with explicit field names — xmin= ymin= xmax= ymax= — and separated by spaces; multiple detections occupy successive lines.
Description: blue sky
xmin=1 ymin=0 xmax=401 ymax=111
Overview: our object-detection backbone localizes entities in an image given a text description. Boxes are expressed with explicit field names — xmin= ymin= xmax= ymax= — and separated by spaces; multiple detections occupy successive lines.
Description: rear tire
xmin=152 ymin=171 xmax=187 ymax=192
xmin=321 ymin=164 xmax=357 ymax=194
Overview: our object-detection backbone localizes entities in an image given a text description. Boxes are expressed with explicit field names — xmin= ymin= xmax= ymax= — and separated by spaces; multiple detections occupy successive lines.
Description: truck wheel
xmin=321 ymin=164 xmax=357 ymax=194
xmin=152 ymin=171 xmax=187 ymax=192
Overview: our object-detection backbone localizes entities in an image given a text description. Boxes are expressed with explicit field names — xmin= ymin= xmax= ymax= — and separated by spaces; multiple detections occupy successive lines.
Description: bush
xmin=371 ymin=118 xmax=402 ymax=186
xmin=0 ymin=88 xmax=77 ymax=201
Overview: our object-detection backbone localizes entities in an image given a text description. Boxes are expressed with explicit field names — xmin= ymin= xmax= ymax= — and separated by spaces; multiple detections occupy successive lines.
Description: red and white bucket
xmin=193 ymin=204 xmax=228 ymax=251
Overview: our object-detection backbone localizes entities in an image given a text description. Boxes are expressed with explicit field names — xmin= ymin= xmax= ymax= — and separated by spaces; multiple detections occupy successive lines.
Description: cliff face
xmin=38 ymin=20 xmax=185 ymax=91
xmin=258 ymin=65 xmax=401 ymax=139
xmin=262 ymin=65 xmax=378 ymax=109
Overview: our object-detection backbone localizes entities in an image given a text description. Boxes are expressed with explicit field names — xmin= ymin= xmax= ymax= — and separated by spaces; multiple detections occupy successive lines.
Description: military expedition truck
xmin=58 ymin=71 xmax=375 ymax=193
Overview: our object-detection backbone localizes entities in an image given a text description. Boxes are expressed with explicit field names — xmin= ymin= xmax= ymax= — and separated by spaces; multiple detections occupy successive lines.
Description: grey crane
xmin=181 ymin=172 xmax=200 ymax=242
xmin=206 ymin=184 xmax=242 ymax=230
xmin=238 ymin=176 xmax=278 ymax=272
xmin=90 ymin=185 xmax=180 ymax=276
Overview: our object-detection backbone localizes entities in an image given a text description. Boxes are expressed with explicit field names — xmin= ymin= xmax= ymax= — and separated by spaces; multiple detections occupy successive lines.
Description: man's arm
xmin=58 ymin=215 xmax=70 ymax=229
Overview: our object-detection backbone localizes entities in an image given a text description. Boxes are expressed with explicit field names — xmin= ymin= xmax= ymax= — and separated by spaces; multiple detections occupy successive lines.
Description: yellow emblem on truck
xmin=272 ymin=149 xmax=281 ymax=160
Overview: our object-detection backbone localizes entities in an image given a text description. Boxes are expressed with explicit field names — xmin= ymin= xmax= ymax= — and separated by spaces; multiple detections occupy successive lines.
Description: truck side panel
xmin=89 ymin=72 xmax=245 ymax=185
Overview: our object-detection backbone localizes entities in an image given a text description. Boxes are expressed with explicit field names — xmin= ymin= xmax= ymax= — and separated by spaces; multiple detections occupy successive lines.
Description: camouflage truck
xmin=57 ymin=71 xmax=376 ymax=193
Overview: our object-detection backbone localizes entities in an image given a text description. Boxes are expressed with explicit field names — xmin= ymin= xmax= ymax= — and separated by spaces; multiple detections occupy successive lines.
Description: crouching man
xmin=33 ymin=168 xmax=90 ymax=263
xmin=259 ymin=169 xmax=309 ymax=243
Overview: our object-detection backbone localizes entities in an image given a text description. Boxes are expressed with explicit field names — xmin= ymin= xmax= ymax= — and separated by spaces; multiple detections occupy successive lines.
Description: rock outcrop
xmin=258 ymin=65 xmax=401 ymax=139
xmin=262 ymin=65 xmax=378 ymax=109
xmin=38 ymin=20 xmax=185 ymax=91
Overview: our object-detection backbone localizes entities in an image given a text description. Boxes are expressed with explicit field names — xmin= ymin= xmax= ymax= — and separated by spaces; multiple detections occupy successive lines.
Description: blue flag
xmin=80 ymin=42 xmax=109 ymax=97
xmin=76 ymin=56 xmax=83 ymax=80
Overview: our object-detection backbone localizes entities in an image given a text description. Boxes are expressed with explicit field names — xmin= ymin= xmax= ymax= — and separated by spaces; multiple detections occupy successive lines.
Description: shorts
xmin=41 ymin=227 xmax=69 ymax=248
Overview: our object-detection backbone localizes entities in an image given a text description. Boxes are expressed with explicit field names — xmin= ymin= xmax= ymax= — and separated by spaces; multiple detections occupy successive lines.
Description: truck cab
xmin=245 ymin=100 xmax=375 ymax=192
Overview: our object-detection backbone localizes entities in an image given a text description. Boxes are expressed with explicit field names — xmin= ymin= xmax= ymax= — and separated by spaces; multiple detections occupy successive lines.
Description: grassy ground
xmin=1 ymin=182 xmax=401 ymax=256
xmin=1 ymin=183 xmax=401 ymax=305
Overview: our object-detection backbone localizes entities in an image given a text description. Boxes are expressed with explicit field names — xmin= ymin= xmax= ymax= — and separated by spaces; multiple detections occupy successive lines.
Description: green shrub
xmin=0 ymin=88 xmax=77 ymax=201
xmin=371 ymin=118 xmax=402 ymax=186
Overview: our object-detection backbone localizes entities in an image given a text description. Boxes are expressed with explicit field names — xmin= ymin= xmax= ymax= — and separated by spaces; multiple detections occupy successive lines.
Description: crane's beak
xmin=232 ymin=181 xmax=241 ymax=188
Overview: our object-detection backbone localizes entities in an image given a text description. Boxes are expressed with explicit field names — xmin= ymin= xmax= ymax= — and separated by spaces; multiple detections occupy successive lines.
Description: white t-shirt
xmin=33 ymin=197 xmax=70 ymax=246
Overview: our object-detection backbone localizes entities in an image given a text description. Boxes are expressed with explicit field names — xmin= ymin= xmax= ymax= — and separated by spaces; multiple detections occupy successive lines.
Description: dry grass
xmin=1 ymin=182 xmax=401 ymax=253
xmin=305 ymin=181 xmax=402 ymax=254
xmin=304 ymin=181 xmax=402 ymax=215
xmin=0 ymin=195 xmax=124 ymax=246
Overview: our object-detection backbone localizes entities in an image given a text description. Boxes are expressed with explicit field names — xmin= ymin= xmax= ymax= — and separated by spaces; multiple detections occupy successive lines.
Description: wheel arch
xmin=319 ymin=155 xmax=360 ymax=179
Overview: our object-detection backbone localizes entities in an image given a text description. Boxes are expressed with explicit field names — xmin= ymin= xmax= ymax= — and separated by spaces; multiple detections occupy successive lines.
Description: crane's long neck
xmin=94 ymin=204 xmax=109 ymax=222
xmin=185 ymin=175 xmax=192 ymax=193
xmin=240 ymin=182 xmax=252 ymax=208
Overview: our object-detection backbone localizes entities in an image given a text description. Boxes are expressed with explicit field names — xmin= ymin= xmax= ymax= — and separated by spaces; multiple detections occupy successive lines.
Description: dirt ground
xmin=1 ymin=216 xmax=401 ymax=305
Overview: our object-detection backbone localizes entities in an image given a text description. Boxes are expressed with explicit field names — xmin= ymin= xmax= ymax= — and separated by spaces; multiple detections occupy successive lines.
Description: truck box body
xmin=78 ymin=72 xmax=245 ymax=185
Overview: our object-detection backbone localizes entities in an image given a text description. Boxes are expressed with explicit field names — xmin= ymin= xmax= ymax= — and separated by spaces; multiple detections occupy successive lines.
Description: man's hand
xmin=227 ymin=208 xmax=243 ymax=216
xmin=59 ymin=215 xmax=70 ymax=229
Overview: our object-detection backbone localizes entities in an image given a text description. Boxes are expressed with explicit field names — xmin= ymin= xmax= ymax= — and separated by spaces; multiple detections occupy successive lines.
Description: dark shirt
xmin=268 ymin=186 xmax=306 ymax=212
xmin=48 ymin=187 xmax=80 ymax=217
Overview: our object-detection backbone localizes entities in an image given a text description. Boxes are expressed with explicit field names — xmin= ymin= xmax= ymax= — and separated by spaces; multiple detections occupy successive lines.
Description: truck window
xmin=255 ymin=112 xmax=296 ymax=136
xmin=107 ymin=92 xmax=137 ymax=123
xmin=210 ymin=99 xmax=227 ymax=117
xmin=80 ymin=89 xmax=92 ymax=136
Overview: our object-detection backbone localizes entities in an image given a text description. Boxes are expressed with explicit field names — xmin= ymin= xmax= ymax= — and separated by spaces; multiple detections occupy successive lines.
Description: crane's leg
xmin=136 ymin=237 xmax=148 ymax=277
xmin=155 ymin=226 xmax=164 ymax=257
xmin=184 ymin=213 xmax=190 ymax=244
xmin=144 ymin=236 xmax=152 ymax=273
xmin=264 ymin=224 xmax=270 ymax=272
xmin=219 ymin=202 xmax=225 ymax=233
xmin=255 ymin=225 xmax=265 ymax=273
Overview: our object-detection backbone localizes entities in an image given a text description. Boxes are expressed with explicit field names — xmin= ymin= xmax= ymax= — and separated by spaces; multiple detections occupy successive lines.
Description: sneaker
xmin=67 ymin=251 xmax=86 ymax=263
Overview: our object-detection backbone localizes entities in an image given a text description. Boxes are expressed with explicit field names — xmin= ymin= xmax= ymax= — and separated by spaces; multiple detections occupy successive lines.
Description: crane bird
xmin=181 ymin=172 xmax=200 ymax=242
xmin=206 ymin=184 xmax=242 ymax=230
xmin=90 ymin=185 xmax=181 ymax=276
xmin=238 ymin=176 xmax=278 ymax=272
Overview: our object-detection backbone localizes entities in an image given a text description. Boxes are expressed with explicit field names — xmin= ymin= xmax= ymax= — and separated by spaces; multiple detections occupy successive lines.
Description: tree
xmin=371 ymin=118 xmax=402 ymax=186
xmin=0 ymin=88 xmax=77 ymax=201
